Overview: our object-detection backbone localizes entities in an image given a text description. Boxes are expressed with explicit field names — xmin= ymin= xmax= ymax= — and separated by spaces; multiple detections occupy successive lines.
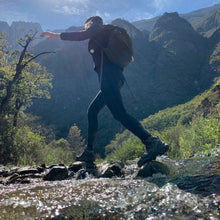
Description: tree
xmin=0 ymin=32 xmax=54 ymax=164
xmin=68 ymin=124 xmax=85 ymax=159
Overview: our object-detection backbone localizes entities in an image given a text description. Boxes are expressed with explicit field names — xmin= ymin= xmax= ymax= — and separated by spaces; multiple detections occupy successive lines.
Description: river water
xmin=0 ymin=156 xmax=220 ymax=219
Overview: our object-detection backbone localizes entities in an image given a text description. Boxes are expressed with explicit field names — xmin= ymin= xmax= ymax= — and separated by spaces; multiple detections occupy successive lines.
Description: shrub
xmin=13 ymin=126 xmax=46 ymax=165
xmin=43 ymin=138 xmax=73 ymax=165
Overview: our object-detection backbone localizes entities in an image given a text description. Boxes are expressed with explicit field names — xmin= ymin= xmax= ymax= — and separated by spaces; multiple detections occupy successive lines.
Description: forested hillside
xmin=105 ymin=77 xmax=220 ymax=162
xmin=0 ymin=4 xmax=220 ymax=160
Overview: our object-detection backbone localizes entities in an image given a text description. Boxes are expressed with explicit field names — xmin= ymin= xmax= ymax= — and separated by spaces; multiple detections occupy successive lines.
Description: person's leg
xmin=76 ymin=91 xmax=105 ymax=162
xmin=87 ymin=91 xmax=105 ymax=150
xmin=100 ymin=64 xmax=151 ymax=141
xmin=101 ymin=63 xmax=169 ymax=166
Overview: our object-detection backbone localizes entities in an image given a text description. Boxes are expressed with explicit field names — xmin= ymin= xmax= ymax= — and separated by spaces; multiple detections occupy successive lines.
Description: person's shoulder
xmin=102 ymin=24 xmax=126 ymax=33
xmin=102 ymin=24 xmax=115 ymax=30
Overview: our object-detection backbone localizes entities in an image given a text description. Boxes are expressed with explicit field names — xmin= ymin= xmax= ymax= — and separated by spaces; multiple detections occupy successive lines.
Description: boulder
xmin=75 ymin=169 xmax=87 ymax=180
xmin=18 ymin=169 xmax=40 ymax=176
xmin=43 ymin=166 xmax=68 ymax=181
xmin=98 ymin=162 xmax=124 ymax=178
xmin=177 ymin=174 xmax=220 ymax=196
xmin=177 ymin=156 xmax=220 ymax=196
xmin=68 ymin=161 xmax=85 ymax=172
xmin=135 ymin=161 xmax=170 ymax=178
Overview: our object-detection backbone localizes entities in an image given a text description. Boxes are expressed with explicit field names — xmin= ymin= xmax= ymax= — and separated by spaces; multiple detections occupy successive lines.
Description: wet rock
xmin=75 ymin=169 xmax=87 ymax=180
xmin=68 ymin=161 xmax=85 ymax=172
xmin=176 ymin=156 xmax=220 ymax=196
xmin=135 ymin=161 xmax=170 ymax=178
xmin=177 ymin=174 xmax=220 ymax=196
xmin=85 ymin=162 xmax=98 ymax=176
xmin=98 ymin=162 xmax=124 ymax=178
xmin=37 ymin=166 xmax=45 ymax=173
xmin=18 ymin=169 xmax=40 ymax=176
xmin=0 ymin=171 xmax=9 ymax=177
xmin=43 ymin=166 xmax=68 ymax=181
xmin=47 ymin=164 xmax=63 ymax=169
xmin=5 ymin=172 xmax=44 ymax=184
xmin=7 ymin=173 xmax=20 ymax=184
xmin=109 ymin=159 xmax=124 ymax=168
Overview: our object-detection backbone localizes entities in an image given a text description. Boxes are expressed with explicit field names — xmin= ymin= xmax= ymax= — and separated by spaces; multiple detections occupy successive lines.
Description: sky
xmin=0 ymin=0 xmax=220 ymax=30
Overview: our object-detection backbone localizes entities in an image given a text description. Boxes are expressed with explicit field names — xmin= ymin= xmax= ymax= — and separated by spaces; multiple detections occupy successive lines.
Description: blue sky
xmin=0 ymin=0 xmax=220 ymax=30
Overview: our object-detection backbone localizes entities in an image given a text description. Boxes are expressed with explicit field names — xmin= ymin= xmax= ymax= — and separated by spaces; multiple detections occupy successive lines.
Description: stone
xmin=43 ymin=166 xmax=68 ymax=181
xmin=68 ymin=161 xmax=85 ymax=172
xmin=75 ymin=169 xmax=87 ymax=180
xmin=7 ymin=173 xmax=20 ymax=184
xmin=18 ymin=169 xmax=40 ymax=176
xmin=177 ymin=156 xmax=220 ymax=196
xmin=135 ymin=161 xmax=170 ymax=178
xmin=98 ymin=162 xmax=124 ymax=178
xmin=177 ymin=174 xmax=220 ymax=196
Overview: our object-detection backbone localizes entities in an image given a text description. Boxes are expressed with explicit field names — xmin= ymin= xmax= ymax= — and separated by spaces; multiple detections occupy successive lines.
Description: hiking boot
xmin=137 ymin=137 xmax=169 ymax=167
xmin=76 ymin=148 xmax=95 ymax=163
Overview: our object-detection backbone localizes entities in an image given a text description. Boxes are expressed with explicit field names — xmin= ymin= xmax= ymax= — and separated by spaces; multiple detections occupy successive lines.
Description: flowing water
xmin=0 ymin=156 xmax=220 ymax=219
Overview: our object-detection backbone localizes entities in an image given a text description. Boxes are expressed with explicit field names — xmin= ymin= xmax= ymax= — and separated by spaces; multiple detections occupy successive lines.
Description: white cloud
xmin=152 ymin=0 xmax=170 ymax=12
xmin=104 ymin=12 xmax=110 ymax=18
xmin=95 ymin=11 xmax=111 ymax=20
xmin=51 ymin=0 xmax=90 ymax=15
xmin=54 ymin=5 xmax=86 ymax=15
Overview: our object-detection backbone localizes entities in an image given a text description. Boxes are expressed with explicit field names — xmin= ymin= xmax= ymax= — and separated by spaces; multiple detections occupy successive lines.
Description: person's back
xmin=88 ymin=24 xmax=133 ymax=74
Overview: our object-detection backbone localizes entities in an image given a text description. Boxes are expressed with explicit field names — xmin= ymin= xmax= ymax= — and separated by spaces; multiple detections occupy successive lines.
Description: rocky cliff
xmin=0 ymin=21 xmax=43 ymax=49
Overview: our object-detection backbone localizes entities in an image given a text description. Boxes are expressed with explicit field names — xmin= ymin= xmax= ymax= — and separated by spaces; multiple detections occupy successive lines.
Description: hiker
xmin=40 ymin=16 xmax=169 ymax=167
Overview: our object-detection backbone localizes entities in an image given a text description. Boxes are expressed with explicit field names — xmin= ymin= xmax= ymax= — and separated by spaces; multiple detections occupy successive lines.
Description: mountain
xmin=133 ymin=4 xmax=220 ymax=33
xmin=195 ymin=10 xmax=220 ymax=37
xmin=0 ymin=21 xmax=43 ymax=49
xmin=111 ymin=18 xmax=148 ymax=39
xmin=0 ymin=5 xmax=219 ymax=157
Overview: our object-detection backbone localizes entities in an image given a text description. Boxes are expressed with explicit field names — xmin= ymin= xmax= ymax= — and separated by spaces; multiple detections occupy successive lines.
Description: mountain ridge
xmin=133 ymin=4 xmax=220 ymax=33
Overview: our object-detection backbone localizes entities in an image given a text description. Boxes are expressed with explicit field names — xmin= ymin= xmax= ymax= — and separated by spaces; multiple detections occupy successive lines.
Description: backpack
xmin=103 ymin=26 xmax=134 ymax=68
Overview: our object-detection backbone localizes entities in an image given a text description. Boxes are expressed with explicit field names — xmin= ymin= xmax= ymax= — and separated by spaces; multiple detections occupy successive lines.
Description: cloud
xmin=51 ymin=0 xmax=90 ymax=15
xmin=54 ymin=5 xmax=86 ymax=15
xmin=95 ymin=11 xmax=111 ymax=19
xmin=151 ymin=0 xmax=171 ymax=13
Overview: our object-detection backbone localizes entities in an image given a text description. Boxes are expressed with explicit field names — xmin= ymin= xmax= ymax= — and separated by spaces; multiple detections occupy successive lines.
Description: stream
xmin=0 ymin=155 xmax=220 ymax=219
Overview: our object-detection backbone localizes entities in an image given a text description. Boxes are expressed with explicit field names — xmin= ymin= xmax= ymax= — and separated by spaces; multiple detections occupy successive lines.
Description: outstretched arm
xmin=40 ymin=31 xmax=61 ymax=39
xmin=40 ymin=30 xmax=91 ymax=41
xmin=41 ymin=25 xmax=100 ymax=41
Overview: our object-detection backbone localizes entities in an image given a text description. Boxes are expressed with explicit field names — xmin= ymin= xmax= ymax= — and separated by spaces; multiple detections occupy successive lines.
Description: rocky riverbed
xmin=0 ymin=155 xmax=220 ymax=219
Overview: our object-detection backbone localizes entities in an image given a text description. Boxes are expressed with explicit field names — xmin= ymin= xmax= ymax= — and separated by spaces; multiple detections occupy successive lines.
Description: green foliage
xmin=0 ymin=33 xmax=53 ymax=165
xmin=13 ymin=127 xmax=46 ymax=165
xmin=68 ymin=124 xmax=85 ymax=159
xmin=105 ymin=130 xmax=131 ymax=155
xmin=42 ymin=139 xmax=73 ymax=165
xmin=179 ymin=109 xmax=220 ymax=158
xmin=105 ymin=79 xmax=220 ymax=162
xmin=106 ymin=136 xmax=144 ymax=163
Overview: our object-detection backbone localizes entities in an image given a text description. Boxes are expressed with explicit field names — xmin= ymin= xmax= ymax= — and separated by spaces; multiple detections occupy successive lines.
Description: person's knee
xmin=111 ymin=109 xmax=126 ymax=122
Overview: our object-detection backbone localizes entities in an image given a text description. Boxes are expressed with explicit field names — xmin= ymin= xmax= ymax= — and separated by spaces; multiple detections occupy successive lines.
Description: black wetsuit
xmin=60 ymin=25 xmax=150 ymax=150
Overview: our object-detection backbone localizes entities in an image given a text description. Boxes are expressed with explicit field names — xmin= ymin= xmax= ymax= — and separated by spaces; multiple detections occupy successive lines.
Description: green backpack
xmin=103 ymin=26 xmax=134 ymax=68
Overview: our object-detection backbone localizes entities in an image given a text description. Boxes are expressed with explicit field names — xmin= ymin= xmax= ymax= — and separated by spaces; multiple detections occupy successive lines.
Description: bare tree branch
xmin=23 ymin=51 xmax=56 ymax=67
xmin=18 ymin=42 xmax=25 ymax=48
xmin=17 ymin=36 xmax=32 ymax=67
